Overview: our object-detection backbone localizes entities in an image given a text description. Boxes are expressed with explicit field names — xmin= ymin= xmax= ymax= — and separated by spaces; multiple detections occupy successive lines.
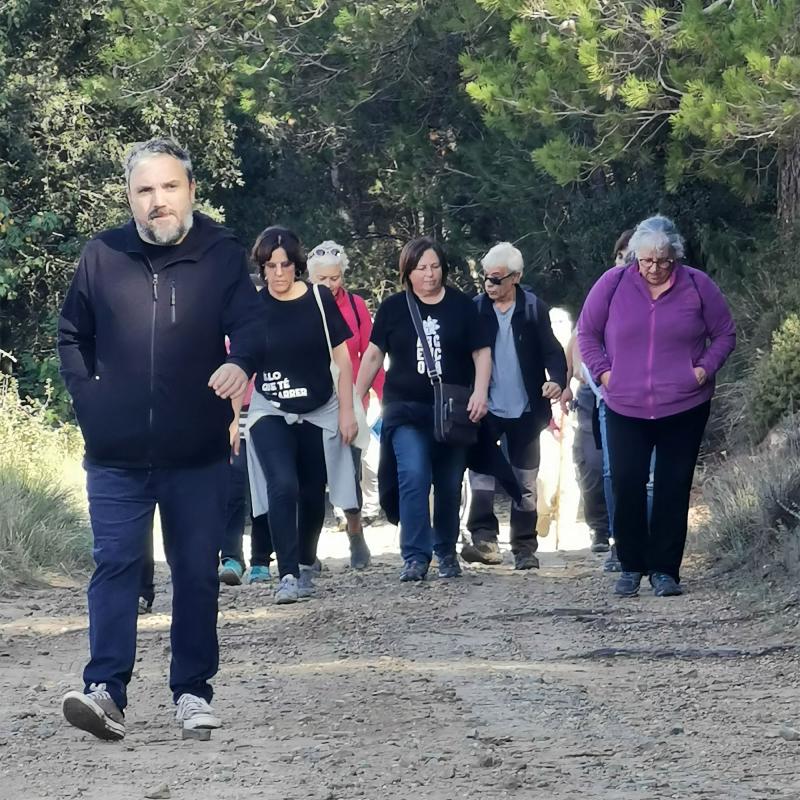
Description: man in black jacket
xmin=461 ymin=242 xmax=567 ymax=570
xmin=58 ymin=138 xmax=264 ymax=740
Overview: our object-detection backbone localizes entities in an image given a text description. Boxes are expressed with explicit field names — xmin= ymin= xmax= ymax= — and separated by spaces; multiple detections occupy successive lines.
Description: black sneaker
xmin=514 ymin=551 xmax=540 ymax=570
xmin=399 ymin=560 xmax=428 ymax=582
xmin=437 ymin=553 xmax=463 ymax=578
xmin=590 ymin=533 xmax=610 ymax=553
xmin=460 ymin=540 xmax=503 ymax=565
xmin=651 ymin=572 xmax=683 ymax=597
xmin=348 ymin=531 xmax=372 ymax=570
xmin=62 ymin=683 xmax=125 ymax=741
xmin=614 ymin=571 xmax=643 ymax=597
xmin=603 ymin=545 xmax=622 ymax=573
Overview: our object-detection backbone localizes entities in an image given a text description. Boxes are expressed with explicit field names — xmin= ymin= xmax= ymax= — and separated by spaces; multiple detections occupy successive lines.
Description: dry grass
xmin=699 ymin=423 xmax=800 ymax=580
xmin=0 ymin=376 xmax=91 ymax=586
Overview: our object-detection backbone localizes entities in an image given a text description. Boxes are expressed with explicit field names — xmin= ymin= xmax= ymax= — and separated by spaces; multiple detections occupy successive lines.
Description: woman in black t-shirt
xmin=355 ymin=237 xmax=491 ymax=582
xmin=241 ymin=227 xmax=358 ymax=605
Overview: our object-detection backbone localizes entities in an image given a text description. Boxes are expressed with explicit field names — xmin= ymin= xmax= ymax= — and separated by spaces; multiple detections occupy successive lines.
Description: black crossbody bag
xmin=405 ymin=288 xmax=479 ymax=447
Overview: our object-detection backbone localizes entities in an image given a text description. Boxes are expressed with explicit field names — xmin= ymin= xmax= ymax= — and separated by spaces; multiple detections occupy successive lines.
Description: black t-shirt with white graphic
xmin=255 ymin=283 xmax=352 ymax=413
xmin=371 ymin=286 xmax=491 ymax=405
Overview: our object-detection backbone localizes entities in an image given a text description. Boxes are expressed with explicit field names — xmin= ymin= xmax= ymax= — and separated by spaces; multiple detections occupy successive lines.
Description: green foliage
xmin=467 ymin=0 xmax=800 ymax=222
xmin=746 ymin=315 xmax=800 ymax=440
xmin=0 ymin=376 xmax=91 ymax=586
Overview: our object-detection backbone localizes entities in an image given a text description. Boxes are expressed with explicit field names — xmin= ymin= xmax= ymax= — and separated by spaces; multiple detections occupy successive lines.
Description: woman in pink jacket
xmin=578 ymin=216 xmax=735 ymax=598
xmin=308 ymin=241 xmax=385 ymax=570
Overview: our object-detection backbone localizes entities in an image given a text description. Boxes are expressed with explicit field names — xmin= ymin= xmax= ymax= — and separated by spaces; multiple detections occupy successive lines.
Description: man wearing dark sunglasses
xmin=462 ymin=242 xmax=567 ymax=570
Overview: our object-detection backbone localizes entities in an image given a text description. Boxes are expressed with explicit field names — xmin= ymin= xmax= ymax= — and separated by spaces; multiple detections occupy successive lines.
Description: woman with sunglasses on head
xmin=307 ymin=240 xmax=385 ymax=569
xmin=242 ymin=227 xmax=360 ymax=605
xmin=355 ymin=237 xmax=492 ymax=582
xmin=578 ymin=215 xmax=735 ymax=598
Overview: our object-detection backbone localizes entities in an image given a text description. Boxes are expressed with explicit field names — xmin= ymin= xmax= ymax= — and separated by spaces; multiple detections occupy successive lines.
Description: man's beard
xmin=136 ymin=210 xmax=194 ymax=246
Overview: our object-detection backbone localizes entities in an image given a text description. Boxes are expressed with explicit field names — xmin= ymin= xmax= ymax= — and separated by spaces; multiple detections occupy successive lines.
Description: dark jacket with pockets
xmin=58 ymin=212 xmax=264 ymax=469
xmin=474 ymin=284 xmax=568 ymax=431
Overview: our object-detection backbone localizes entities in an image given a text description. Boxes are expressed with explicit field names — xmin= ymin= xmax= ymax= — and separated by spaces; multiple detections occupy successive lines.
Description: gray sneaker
xmin=62 ymin=683 xmax=125 ymax=741
xmin=137 ymin=597 xmax=152 ymax=615
xmin=348 ymin=531 xmax=372 ymax=570
xmin=274 ymin=574 xmax=299 ymax=604
xmin=514 ymin=550 xmax=540 ymax=570
xmin=298 ymin=565 xmax=317 ymax=599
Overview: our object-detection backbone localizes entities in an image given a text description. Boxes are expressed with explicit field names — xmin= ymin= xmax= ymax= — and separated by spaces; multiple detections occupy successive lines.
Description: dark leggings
xmin=605 ymin=401 xmax=710 ymax=582
xmin=249 ymin=415 xmax=327 ymax=579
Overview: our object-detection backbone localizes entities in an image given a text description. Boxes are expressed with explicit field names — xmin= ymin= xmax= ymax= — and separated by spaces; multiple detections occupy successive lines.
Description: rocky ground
xmin=1 ymin=525 xmax=800 ymax=800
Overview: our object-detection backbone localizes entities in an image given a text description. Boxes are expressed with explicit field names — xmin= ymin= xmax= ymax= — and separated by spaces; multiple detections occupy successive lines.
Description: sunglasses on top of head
xmin=312 ymin=247 xmax=342 ymax=258
xmin=483 ymin=273 xmax=516 ymax=286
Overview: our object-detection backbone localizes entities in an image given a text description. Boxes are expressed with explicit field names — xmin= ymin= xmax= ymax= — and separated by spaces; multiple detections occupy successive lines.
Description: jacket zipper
xmin=148 ymin=264 xmax=158 ymax=463
xmin=647 ymin=301 xmax=656 ymax=419
xmin=170 ymin=281 xmax=176 ymax=324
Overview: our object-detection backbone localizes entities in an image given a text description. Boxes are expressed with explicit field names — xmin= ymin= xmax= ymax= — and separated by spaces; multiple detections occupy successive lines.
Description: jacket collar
xmin=477 ymin=284 xmax=526 ymax=317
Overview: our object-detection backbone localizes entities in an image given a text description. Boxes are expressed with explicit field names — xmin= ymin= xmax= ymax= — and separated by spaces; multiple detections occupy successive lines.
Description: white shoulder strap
xmin=312 ymin=283 xmax=334 ymax=360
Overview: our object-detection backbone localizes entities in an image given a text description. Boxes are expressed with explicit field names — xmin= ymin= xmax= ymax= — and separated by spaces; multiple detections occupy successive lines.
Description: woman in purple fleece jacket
xmin=578 ymin=215 xmax=735 ymax=598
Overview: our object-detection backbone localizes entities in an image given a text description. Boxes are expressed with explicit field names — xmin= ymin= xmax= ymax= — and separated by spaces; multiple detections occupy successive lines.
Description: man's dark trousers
xmin=83 ymin=459 xmax=229 ymax=711
xmin=467 ymin=411 xmax=541 ymax=554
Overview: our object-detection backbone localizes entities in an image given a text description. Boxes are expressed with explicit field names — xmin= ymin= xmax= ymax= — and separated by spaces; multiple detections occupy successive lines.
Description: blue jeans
xmin=599 ymin=401 xmax=654 ymax=536
xmin=392 ymin=424 xmax=467 ymax=565
xmin=84 ymin=459 xmax=228 ymax=710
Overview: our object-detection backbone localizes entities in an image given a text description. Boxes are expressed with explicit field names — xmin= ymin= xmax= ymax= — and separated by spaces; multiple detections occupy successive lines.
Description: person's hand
xmin=209 ymin=363 xmax=249 ymax=399
xmin=559 ymin=387 xmax=573 ymax=416
xmin=467 ymin=390 xmax=488 ymax=423
xmin=694 ymin=366 xmax=707 ymax=386
xmin=542 ymin=381 xmax=561 ymax=401
xmin=229 ymin=418 xmax=240 ymax=460
xmin=600 ymin=371 xmax=611 ymax=388
xmin=339 ymin=408 xmax=358 ymax=445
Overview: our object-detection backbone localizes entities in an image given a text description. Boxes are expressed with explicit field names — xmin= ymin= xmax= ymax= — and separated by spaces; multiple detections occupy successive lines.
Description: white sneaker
xmin=274 ymin=574 xmax=299 ymax=604
xmin=175 ymin=693 xmax=222 ymax=730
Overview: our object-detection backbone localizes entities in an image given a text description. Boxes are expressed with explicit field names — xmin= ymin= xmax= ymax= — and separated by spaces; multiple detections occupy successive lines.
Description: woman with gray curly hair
xmin=578 ymin=215 xmax=736 ymax=598
xmin=308 ymin=240 xmax=385 ymax=569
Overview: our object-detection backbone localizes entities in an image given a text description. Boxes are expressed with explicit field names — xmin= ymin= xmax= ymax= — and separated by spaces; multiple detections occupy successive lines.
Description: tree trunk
xmin=777 ymin=127 xmax=800 ymax=233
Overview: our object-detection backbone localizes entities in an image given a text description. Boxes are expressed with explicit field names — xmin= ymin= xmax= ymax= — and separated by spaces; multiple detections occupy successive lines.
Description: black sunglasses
xmin=483 ymin=273 xmax=516 ymax=286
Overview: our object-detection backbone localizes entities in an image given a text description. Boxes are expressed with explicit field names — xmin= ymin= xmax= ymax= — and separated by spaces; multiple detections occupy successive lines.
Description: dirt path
xmin=1 ymin=530 xmax=799 ymax=800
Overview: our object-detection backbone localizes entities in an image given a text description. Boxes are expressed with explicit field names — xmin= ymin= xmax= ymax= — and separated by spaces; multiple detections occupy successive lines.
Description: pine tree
xmin=464 ymin=0 xmax=800 ymax=227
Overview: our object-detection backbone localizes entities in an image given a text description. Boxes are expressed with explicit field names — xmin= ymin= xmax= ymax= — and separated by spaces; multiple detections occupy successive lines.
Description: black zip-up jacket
xmin=58 ymin=212 xmax=264 ymax=469
xmin=475 ymin=285 xmax=568 ymax=430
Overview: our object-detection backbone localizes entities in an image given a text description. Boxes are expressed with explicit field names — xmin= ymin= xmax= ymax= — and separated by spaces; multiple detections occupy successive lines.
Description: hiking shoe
xmin=651 ymin=572 xmax=683 ymax=597
xmin=460 ymin=540 xmax=503 ymax=565
xmin=437 ymin=553 xmax=463 ymax=579
xmin=218 ymin=558 xmax=244 ymax=586
xmin=514 ymin=551 xmax=540 ymax=570
xmin=62 ymin=683 xmax=125 ymax=741
xmin=590 ymin=533 xmax=611 ymax=553
xmin=298 ymin=565 xmax=317 ymax=599
xmin=175 ymin=693 xmax=221 ymax=731
xmin=603 ymin=545 xmax=622 ymax=573
xmin=614 ymin=571 xmax=643 ymax=597
xmin=274 ymin=575 xmax=299 ymax=604
xmin=348 ymin=531 xmax=372 ymax=570
xmin=311 ymin=558 xmax=323 ymax=576
xmin=137 ymin=597 xmax=152 ymax=615
xmin=399 ymin=560 xmax=428 ymax=582
xmin=245 ymin=565 xmax=271 ymax=585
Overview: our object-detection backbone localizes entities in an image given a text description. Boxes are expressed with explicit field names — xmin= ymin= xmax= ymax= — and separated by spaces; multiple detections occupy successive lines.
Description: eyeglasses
xmin=312 ymin=247 xmax=342 ymax=258
xmin=484 ymin=273 xmax=515 ymax=286
xmin=264 ymin=260 xmax=294 ymax=271
xmin=639 ymin=257 xmax=674 ymax=271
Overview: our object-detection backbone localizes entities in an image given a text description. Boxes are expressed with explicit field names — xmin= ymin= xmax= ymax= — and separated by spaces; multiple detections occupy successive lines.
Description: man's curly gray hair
xmin=124 ymin=138 xmax=194 ymax=188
